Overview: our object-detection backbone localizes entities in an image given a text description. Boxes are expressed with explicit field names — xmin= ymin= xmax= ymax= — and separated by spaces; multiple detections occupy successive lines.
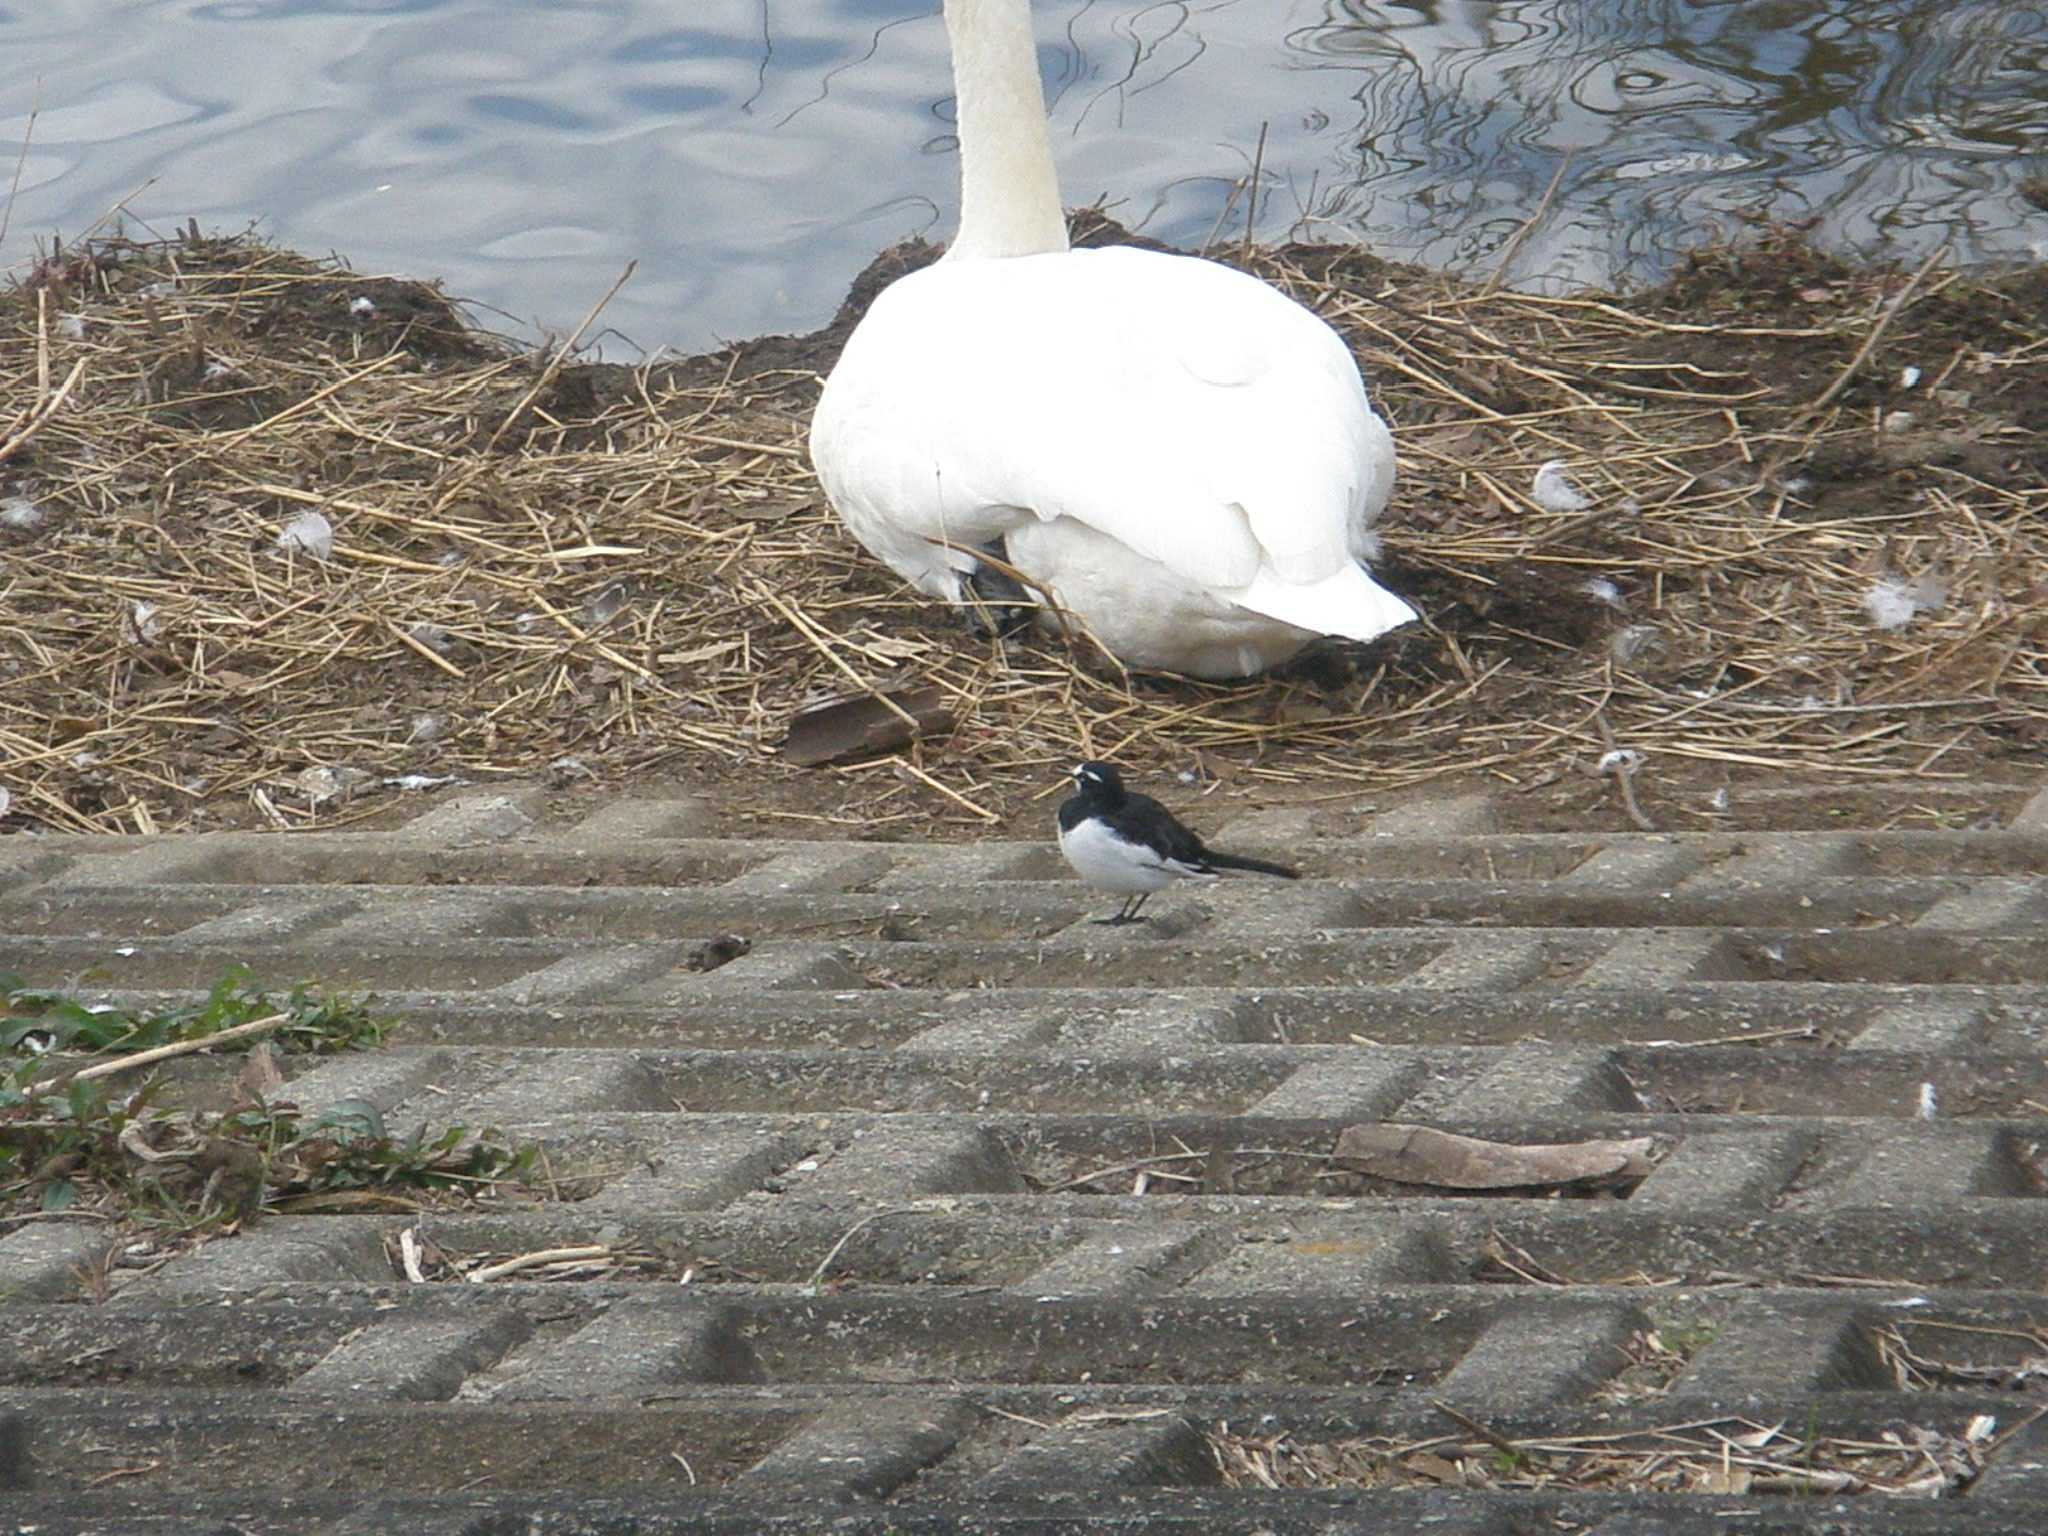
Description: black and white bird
xmin=1056 ymin=761 xmax=1299 ymax=925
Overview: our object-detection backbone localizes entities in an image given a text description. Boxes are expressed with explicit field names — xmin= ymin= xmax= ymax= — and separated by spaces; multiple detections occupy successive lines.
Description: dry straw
xmin=1 ymin=221 xmax=2042 ymax=835
xmin=1209 ymin=1410 xmax=2006 ymax=1497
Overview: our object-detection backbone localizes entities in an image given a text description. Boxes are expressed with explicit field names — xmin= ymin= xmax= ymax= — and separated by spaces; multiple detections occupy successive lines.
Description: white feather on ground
xmin=1531 ymin=459 xmax=1592 ymax=514
xmin=1862 ymin=572 xmax=1946 ymax=631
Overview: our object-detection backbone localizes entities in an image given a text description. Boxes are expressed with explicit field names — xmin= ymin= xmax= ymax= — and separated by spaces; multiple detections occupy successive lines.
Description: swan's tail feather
xmin=1230 ymin=563 xmax=1416 ymax=644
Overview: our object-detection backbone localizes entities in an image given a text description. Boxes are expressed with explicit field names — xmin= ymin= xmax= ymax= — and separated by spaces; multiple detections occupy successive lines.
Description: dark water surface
xmin=3 ymin=1 xmax=2042 ymax=351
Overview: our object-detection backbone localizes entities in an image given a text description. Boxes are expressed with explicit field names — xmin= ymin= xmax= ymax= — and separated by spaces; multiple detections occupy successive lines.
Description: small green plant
xmin=1 ymin=968 xmax=534 ymax=1231
xmin=1658 ymin=1319 xmax=1720 ymax=1359
xmin=0 ymin=964 xmax=384 ymax=1060
xmin=0 ymin=1073 xmax=139 ymax=1212
xmin=227 ymin=1097 xmax=540 ymax=1205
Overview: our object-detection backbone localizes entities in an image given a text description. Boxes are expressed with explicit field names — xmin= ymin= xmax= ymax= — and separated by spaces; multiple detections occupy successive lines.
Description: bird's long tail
xmin=1201 ymin=848 xmax=1299 ymax=879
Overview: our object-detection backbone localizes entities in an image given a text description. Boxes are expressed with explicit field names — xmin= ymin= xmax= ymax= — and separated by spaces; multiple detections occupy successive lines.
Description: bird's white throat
xmin=942 ymin=0 xmax=1069 ymax=261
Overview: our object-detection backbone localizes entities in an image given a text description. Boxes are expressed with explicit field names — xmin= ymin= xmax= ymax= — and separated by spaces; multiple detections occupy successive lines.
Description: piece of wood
xmin=1334 ymin=1123 xmax=1656 ymax=1189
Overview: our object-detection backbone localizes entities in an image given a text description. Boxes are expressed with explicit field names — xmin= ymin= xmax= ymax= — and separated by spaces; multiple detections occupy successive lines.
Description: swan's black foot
xmin=962 ymin=541 xmax=1034 ymax=638
xmin=1270 ymin=639 xmax=1363 ymax=692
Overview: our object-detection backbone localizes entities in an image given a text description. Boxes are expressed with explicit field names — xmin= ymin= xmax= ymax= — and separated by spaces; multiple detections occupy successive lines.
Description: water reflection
xmin=0 ymin=0 xmax=2039 ymax=349
xmin=1299 ymin=0 xmax=2047 ymax=289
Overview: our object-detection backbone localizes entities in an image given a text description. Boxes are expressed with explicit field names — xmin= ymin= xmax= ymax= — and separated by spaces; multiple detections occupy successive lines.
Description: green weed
xmin=1 ymin=968 xmax=534 ymax=1231
xmin=0 ymin=963 xmax=384 ymax=1059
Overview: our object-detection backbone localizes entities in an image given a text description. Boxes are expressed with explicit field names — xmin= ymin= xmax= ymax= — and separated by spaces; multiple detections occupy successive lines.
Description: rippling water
xmin=2 ymin=1 xmax=2042 ymax=351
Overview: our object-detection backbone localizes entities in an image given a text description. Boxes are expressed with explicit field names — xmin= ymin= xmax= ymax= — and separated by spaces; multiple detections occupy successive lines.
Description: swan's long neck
xmin=942 ymin=0 xmax=1069 ymax=260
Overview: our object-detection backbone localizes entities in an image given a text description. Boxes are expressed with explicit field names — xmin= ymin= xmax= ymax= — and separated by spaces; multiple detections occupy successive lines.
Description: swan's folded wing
xmin=1125 ymin=249 xmax=1395 ymax=583
xmin=816 ymin=247 xmax=1394 ymax=593
xmin=983 ymin=248 xmax=1390 ymax=587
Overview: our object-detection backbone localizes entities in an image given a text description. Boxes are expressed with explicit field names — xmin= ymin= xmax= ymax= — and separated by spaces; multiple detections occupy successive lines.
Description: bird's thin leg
xmin=1093 ymin=893 xmax=1149 ymax=927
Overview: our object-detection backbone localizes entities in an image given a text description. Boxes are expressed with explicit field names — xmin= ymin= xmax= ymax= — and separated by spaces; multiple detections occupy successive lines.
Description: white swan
xmin=809 ymin=0 xmax=1416 ymax=680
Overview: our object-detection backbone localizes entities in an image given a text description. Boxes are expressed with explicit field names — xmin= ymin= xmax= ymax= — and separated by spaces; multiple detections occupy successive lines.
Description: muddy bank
xmin=0 ymin=218 xmax=2042 ymax=838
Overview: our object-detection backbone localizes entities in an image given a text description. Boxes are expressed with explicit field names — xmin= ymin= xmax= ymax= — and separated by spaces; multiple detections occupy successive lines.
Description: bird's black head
xmin=1068 ymin=761 xmax=1126 ymax=805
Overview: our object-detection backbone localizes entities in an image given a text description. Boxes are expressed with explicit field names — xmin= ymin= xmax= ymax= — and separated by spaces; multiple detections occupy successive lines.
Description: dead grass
xmin=1 ymin=220 xmax=2043 ymax=835
xmin=1590 ymin=1327 xmax=1699 ymax=1404
xmin=1210 ymin=1411 xmax=2007 ymax=1497
xmin=388 ymin=1233 xmax=677 ymax=1284
xmin=1875 ymin=1319 xmax=2048 ymax=1393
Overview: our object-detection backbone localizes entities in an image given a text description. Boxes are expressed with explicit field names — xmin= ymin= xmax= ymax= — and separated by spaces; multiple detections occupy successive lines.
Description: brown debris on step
xmin=1334 ymin=1123 xmax=1660 ymax=1191
xmin=782 ymin=686 xmax=955 ymax=767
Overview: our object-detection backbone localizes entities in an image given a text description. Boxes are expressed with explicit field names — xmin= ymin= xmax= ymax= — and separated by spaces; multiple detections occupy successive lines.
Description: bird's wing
xmin=1111 ymin=792 xmax=1214 ymax=873
xmin=810 ymin=246 xmax=1392 ymax=595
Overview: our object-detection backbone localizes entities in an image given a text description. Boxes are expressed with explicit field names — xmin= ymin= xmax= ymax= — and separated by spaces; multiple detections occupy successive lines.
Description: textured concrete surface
xmin=2 ymin=777 xmax=2046 ymax=1532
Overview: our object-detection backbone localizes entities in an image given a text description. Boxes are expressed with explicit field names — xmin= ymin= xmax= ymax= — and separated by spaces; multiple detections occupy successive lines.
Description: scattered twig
xmin=483 ymin=260 xmax=637 ymax=453
xmin=1480 ymin=1231 xmax=1572 ymax=1287
xmin=1797 ymin=244 xmax=1952 ymax=423
xmin=0 ymin=85 xmax=37 ymax=251
xmin=805 ymin=1208 xmax=907 ymax=1290
xmin=465 ymin=1244 xmax=613 ymax=1284
xmin=1481 ymin=152 xmax=1572 ymax=296
xmin=1640 ymin=1024 xmax=1819 ymax=1048
xmin=1432 ymin=1400 xmax=1524 ymax=1458
xmin=0 ymin=356 xmax=87 ymax=465
xmin=1981 ymin=1403 xmax=2048 ymax=1462
xmin=1041 ymin=1151 xmax=1211 ymax=1193
xmin=24 ymin=1013 xmax=290 ymax=1101
xmin=1239 ymin=120 xmax=1269 ymax=269
xmin=889 ymin=754 xmax=999 ymax=822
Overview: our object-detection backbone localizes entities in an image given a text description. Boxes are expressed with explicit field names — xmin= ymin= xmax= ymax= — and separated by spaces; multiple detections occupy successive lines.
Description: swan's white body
xmin=808 ymin=0 xmax=1415 ymax=679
